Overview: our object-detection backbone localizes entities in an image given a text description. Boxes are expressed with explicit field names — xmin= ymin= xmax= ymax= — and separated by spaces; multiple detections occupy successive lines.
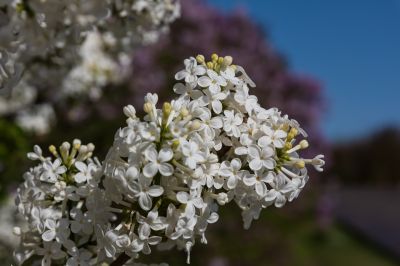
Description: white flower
xmin=198 ymin=69 xmax=227 ymax=93
xmin=235 ymin=88 xmax=258 ymax=115
xmin=136 ymin=210 xmax=167 ymax=233
xmin=51 ymin=182 xmax=80 ymax=202
xmin=247 ymin=145 xmax=275 ymax=171
xmin=131 ymin=227 xmax=162 ymax=255
xmin=243 ymin=170 xmax=275 ymax=196
xmin=175 ymin=57 xmax=206 ymax=83
xmin=219 ymin=158 xmax=243 ymax=189
xmin=176 ymin=191 xmax=204 ymax=218
xmin=128 ymin=176 xmax=164 ymax=211
xmin=181 ymin=140 xmax=205 ymax=169
xmin=173 ymin=82 xmax=203 ymax=99
xmin=223 ymin=110 xmax=243 ymax=138
xmin=258 ymin=128 xmax=287 ymax=149
xmin=264 ymin=173 xmax=288 ymax=208
xmin=36 ymin=241 xmax=66 ymax=266
xmin=200 ymin=90 xmax=228 ymax=114
xmin=40 ymin=159 xmax=67 ymax=183
xmin=74 ymin=161 xmax=95 ymax=183
xmin=143 ymin=146 xmax=174 ymax=178
xmin=66 ymin=249 xmax=92 ymax=266
xmin=42 ymin=218 xmax=70 ymax=243
xmin=170 ymin=216 xmax=197 ymax=240
xmin=70 ymin=208 xmax=93 ymax=235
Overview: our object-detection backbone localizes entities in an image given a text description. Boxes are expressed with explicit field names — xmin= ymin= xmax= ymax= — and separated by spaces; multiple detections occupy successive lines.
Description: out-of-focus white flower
xmin=15 ymin=104 xmax=55 ymax=135
xmin=0 ymin=0 xmax=181 ymax=134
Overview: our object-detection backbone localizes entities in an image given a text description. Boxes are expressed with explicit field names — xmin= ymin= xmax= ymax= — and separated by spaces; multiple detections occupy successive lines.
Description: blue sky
xmin=207 ymin=0 xmax=400 ymax=141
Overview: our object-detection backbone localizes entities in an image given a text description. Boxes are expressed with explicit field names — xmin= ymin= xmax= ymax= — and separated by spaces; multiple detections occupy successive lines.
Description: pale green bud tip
xmin=299 ymin=140 xmax=309 ymax=149
xmin=180 ymin=108 xmax=189 ymax=117
xmin=143 ymin=102 xmax=153 ymax=114
xmin=196 ymin=55 xmax=205 ymax=63
xmin=163 ymin=102 xmax=172 ymax=116
xmin=73 ymin=139 xmax=81 ymax=149
xmin=223 ymin=56 xmax=233 ymax=66
xmin=49 ymin=145 xmax=57 ymax=153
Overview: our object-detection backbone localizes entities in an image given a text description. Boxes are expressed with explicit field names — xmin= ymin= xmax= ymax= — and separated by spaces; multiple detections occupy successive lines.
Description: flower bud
xmin=196 ymin=54 xmax=205 ymax=64
xmin=143 ymin=102 xmax=153 ymax=114
xmin=123 ymin=105 xmax=136 ymax=118
xmin=299 ymin=140 xmax=309 ymax=149
xmin=49 ymin=145 xmax=58 ymax=157
xmin=73 ymin=139 xmax=81 ymax=150
xmin=223 ymin=56 xmax=233 ymax=66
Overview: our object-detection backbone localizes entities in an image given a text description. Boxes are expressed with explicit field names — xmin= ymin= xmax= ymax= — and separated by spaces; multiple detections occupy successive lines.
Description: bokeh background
xmin=1 ymin=0 xmax=399 ymax=265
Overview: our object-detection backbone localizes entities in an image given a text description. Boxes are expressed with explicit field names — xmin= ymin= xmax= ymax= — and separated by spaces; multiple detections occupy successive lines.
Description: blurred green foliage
xmin=0 ymin=118 xmax=28 ymax=201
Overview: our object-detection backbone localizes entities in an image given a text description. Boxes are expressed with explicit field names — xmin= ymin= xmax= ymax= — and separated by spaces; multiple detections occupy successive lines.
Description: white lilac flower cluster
xmin=14 ymin=140 xmax=112 ymax=266
xmin=0 ymin=0 xmax=181 ymax=134
xmin=14 ymin=54 xmax=325 ymax=265
xmin=100 ymin=54 xmax=325 ymax=264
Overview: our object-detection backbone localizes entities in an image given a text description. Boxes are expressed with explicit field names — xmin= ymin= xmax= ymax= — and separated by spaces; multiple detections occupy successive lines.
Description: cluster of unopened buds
xmin=14 ymin=54 xmax=325 ymax=265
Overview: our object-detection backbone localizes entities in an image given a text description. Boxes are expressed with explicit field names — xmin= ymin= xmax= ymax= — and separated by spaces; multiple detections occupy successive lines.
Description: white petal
xmin=74 ymin=173 xmax=86 ymax=183
xmin=274 ymin=194 xmax=287 ymax=208
xmin=175 ymin=70 xmax=188 ymax=80
xmin=139 ymin=194 xmax=152 ymax=211
xmin=147 ymin=185 xmax=164 ymax=197
xmin=210 ymin=117 xmax=223 ymax=128
xmin=148 ymin=236 xmax=162 ymax=245
xmin=143 ymin=162 xmax=158 ymax=178
xmin=209 ymin=83 xmax=220 ymax=94
xmin=227 ymin=176 xmax=238 ymax=189
xmin=176 ymin=192 xmax=189 ymax=204
xmin=263 ymin=159 xmax=275 ymax=170
xmin=139 ymin=224 xmax=151 ymax=239
xmin=275 ymin=130 xmax=287 ymax=138
xmin=247 ymin=145 xmax=260 ymax=159
xmin=212 ymin=100 xmax=222 ymax=114
xmin=75 ymin=161 xmax=87 ymax=172
xmin=144 ymin=147 xmax=158 ymax=162
xmin=126 ymin=166 xmax=139 ymax=180
xmin=42 ymin=230 xmax=56 ymax=242
xmin=235 ymin=147 xmax=248 ymax=155
xmin=192 ymin=198 xmax=204 ymax=208
xmin=159 ymin=163 xmax=174 ymax=176
xmin=255 ymin=183 xmax=266 ymax=196
xmin=243 ymin=176 xmax=256 ymax=186
xmin=194 ymin=66 xmax=206 ymax=76
xmin=158 ymin=148 xmax=173 ymax=162
xmin=198 ymin=76 xmax=211 ymax=87
xmin=258 ymin=136 xmax=271 ymax=148
xmin=249 ymin=159 xmax=263 ymax=171
xmin=173 ymin=83 xmax=187 ymax=94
